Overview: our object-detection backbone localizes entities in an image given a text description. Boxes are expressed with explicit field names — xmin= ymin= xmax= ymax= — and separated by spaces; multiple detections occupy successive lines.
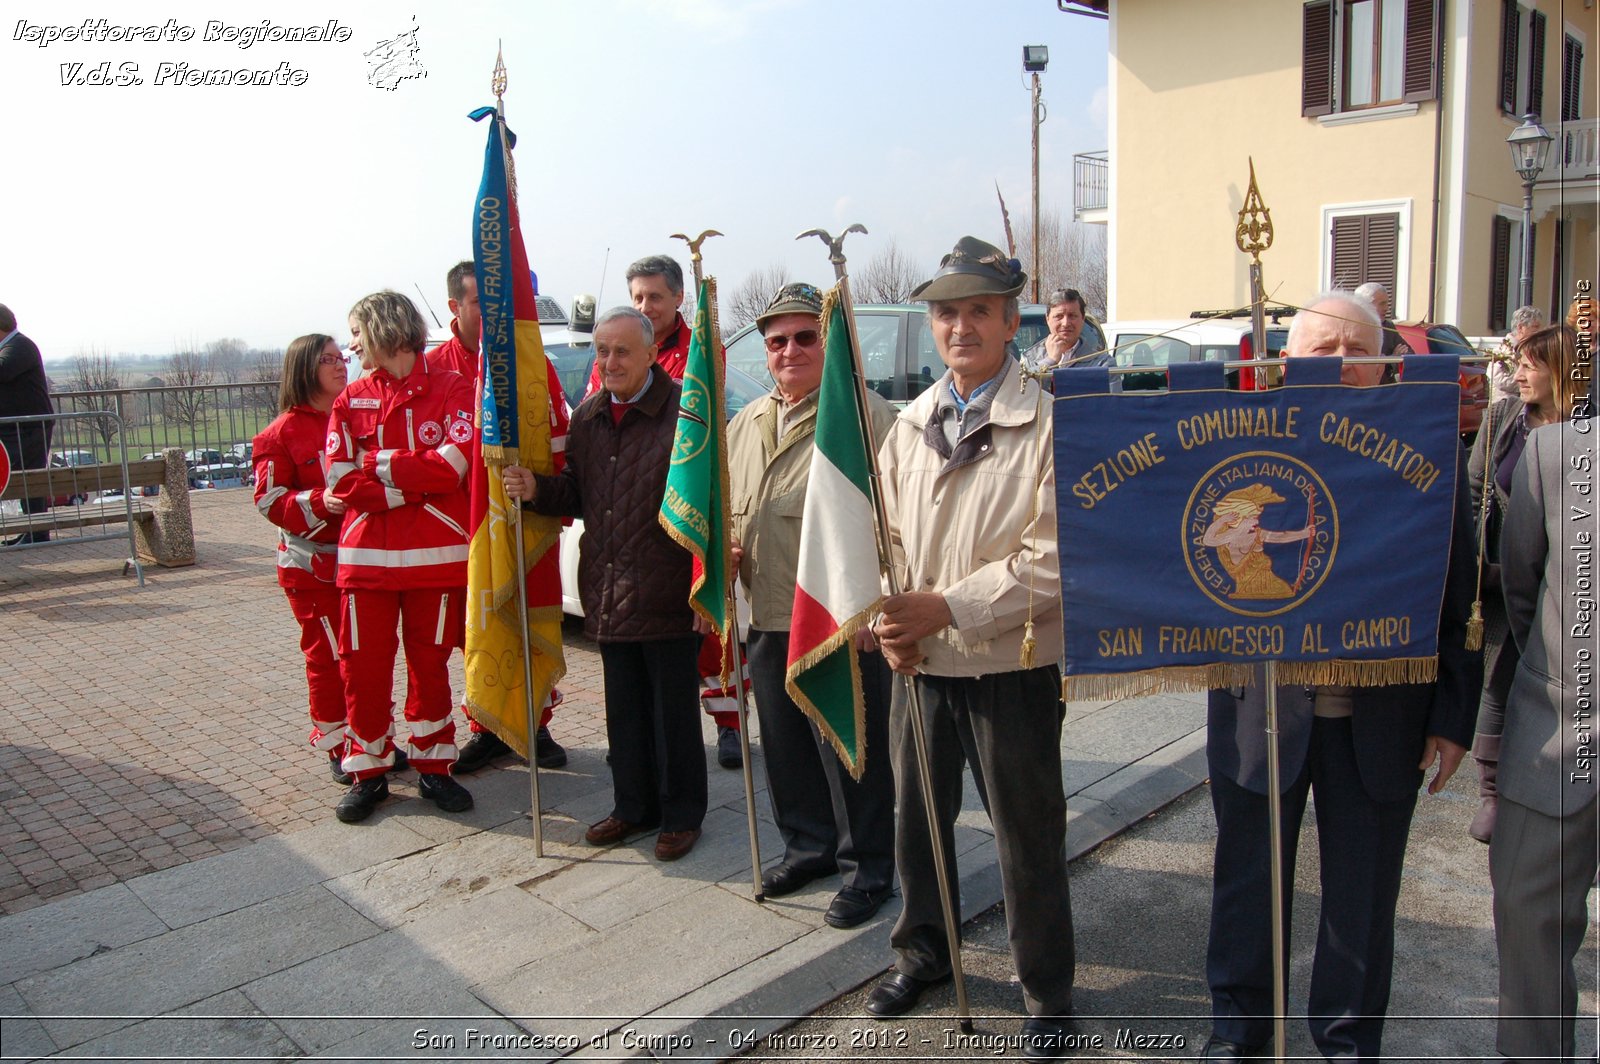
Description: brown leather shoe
xmin=585 ymin=816 xmax=653 ymax=847
xmin=654 ymin=828 xmax=702 ymax=861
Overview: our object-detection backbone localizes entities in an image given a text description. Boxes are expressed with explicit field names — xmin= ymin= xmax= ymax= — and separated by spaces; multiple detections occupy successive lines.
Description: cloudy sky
xmin=4 ymin=0 xmax=1108 ymax=359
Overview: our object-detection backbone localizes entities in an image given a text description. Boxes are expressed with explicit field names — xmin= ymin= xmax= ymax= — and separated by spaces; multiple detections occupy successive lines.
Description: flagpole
xmin=492 ymin=49 xmax=545 ymax=857
xmin=801 ymin=225 xmax=975 ymax=1035
xmin=674 ymin=229 xmax=764 ymax=903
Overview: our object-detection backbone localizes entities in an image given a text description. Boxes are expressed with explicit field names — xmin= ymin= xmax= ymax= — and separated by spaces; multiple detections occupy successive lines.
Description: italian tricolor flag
xmin=784 ymin=286 xmax=881 ymax=780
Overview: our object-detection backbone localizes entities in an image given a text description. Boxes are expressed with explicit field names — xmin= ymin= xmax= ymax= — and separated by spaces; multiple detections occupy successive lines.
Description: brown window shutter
xmin=1331 ymin=216 xmax=1365 ymax=289
xmin=1403 ymin=0 xmax=1440 ymax=102
xmin=1303 ymin=1 xmax=1336 ymax=117
xmin=1365 ymin=213 xmax=1400 ymax=291
xmin=1489 ymin=215 xmax=1512 ymax=332
xmin=1500 ymin=0 xmax=1520 ymax=114
xmin=1563 ymin=34 xmax=1583 ymax=122
xmin=1527 ymin=9 xmax=1546 ymax=117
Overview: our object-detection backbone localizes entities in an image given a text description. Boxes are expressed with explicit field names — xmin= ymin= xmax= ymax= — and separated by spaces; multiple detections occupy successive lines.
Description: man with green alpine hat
xmin=866 ymin=236 xmax=1075 ymax=1058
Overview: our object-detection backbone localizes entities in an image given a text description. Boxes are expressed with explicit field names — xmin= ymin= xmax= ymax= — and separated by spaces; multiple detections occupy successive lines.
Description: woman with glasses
xmin=252 ymin=334 xmax=357 ymax=784
xmin=1465 ymin=324 xmax=1582 ymax=843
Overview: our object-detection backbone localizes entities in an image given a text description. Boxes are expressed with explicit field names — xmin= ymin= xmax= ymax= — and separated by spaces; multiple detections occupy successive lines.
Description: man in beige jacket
xmin=866 ymin=237 xmax=1073 ymax=1060
xmin=728 ymin=282 xmax=898 ymax=929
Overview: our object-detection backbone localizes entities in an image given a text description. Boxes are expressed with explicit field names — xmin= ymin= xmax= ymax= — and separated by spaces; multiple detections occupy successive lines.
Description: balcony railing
xmin=1536 ymin=117 xmax=1599 ymax=184
xmin=1074 ymin=150 xmax=1109 ymax=218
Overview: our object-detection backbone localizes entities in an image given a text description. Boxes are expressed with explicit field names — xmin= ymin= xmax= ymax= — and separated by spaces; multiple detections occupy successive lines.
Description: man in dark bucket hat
xmin=867 ymin=236 xmax=1075 ymax=1058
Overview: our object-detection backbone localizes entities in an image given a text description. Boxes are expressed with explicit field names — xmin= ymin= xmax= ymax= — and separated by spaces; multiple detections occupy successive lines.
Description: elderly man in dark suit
xmin=1491 ymin=415 xmax=1598 ymax=1063
xmin=0 ymin=304 xmax=54 ymax=544
xmin=1199 ymin=294 xmax=1482 ymax=1061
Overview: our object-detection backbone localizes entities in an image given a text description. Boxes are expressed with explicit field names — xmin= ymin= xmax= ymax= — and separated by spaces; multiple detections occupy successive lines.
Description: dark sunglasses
xmin=764 ymin=329 xmax=820 ymax=353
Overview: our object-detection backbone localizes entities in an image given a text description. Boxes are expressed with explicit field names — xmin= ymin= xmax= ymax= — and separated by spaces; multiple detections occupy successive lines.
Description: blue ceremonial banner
xmin=470 ymin=107 xmax=525 ymax=460
xmin=1054 ymin=356 xmax=1462 ymax=698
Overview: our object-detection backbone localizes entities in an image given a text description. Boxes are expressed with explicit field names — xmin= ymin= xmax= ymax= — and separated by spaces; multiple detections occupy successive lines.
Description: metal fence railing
xmin=1073 ymin=149 xmax=1109 ymax=218
xmin=48 ymin=381 xmax=280 ymax=490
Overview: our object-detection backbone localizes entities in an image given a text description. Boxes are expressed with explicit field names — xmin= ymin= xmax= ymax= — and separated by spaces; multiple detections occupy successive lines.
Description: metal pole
xmin=727 ymin=589 xmax=765 ymax=903
xmin=1249 ymin=262 xmax=1268 ymax=392
xmin=1519 ymin=179 xmax=1535 ymax=308
xmin=801 ymin=225 xmax=974 ymax=1033
xmin=1031 ymin=71 xmax=1042 ymax=305
xmin=511 ymin=512 xmax=545 ymax=857
xmin=1263 ymin=660 xmax=1287 ymax=1062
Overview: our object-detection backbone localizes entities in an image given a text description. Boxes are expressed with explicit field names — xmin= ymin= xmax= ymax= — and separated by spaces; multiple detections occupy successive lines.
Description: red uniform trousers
xmin=698 ymin=631 xmax=749 ymax=730
xmin=339 ymin=587 xmax=464 ymax=779
xmin=285 ymin=586 xmax=346 ymax=753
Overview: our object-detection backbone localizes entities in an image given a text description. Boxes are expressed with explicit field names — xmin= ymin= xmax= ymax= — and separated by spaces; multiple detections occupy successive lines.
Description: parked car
xmin=46 ymin=454 xmax=88 ymax=506
xmin=50 ymin=449 xmax=97 ymax=468
xmin=722 ymin=302 xmax=1088 ymax=403
xmin=188 ymin=462 xmax=246 ymax=490
xmin=184 ymin=448 xmax=225 ymax=468
xmin=1391 ymin=321 xmax=1489 ymax=440
xmin=1100 ymin=317 xmax=1292 ymax=391
xmin=228 ymin=442 xmax=253 ymax=465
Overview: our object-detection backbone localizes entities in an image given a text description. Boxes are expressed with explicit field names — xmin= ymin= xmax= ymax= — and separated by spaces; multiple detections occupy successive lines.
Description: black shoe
xmin=534 ymin=726 xmax=568 ymax=769
xmin=1020 ymin=1016 xmax=1073 ymax=1060
xmin=761 ymin=862 xmax=837 ymax=898
xmin=392 ymin=747 xmax=409 ymax=772
xmin=864 ymin=970 xmax=947 ymax=1018
xmin=418 ymin=773 xmax=474 ymax=813
xmin=1198 ymin=1034 xmax=1267 ymax=1060
xmin=717 ymin=725 xmax=742 ymax=769
xmin=824 ymin=885 xmax=892 ymax=929
xmin=328 ymin=751 xmax=353 ymax=787
xmin=335 ymin=775 xmax=389 ymax=823
xmin=452 ymin=731 xmax=513 ymax=775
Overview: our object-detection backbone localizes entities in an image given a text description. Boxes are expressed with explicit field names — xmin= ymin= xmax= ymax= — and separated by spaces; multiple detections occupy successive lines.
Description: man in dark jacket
xmin=504 ymin=306 xmax=708 ymax=862
xmin=0 ymin=305 xmax=54 ymax=544
xmin=1199 ymin=294 xmax=1482 ymax=1061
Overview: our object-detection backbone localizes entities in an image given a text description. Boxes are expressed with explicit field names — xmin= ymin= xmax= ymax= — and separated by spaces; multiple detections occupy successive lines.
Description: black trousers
xmin=746 ymin=628 xmax=895 ymax=894
xmin=599 ymin=636 xmax=707 ymax=833
xmin=1207 ymin=716 xmax=1417 ymax=1060
xmin=889 ymin=665 xmax=1075 ymax=1018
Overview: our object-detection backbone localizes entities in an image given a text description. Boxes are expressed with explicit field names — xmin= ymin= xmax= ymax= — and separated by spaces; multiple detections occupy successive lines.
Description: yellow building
xmin=1071 ymin=0 xmax=1598 ymax=333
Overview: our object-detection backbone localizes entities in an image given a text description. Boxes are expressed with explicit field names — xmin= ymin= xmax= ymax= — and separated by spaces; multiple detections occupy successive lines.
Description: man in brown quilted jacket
xmin=504 ymin=306 xmax=709 ymax=862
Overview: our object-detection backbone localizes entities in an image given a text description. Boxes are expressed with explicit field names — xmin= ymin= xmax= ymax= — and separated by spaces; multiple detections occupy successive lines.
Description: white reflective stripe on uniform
xmin=437 ymin=443 xmax=467 ymax=479
xmin=338 ymin=544 xmax=469 ymax=568
xmin=384 ymin=486 xmax=406 ymax=509
xmin=403 ymin=740 xmax=458 ymax=763
xmin=347 ymin=595 xmax=360 ymax=651
xmin=328 ymin=461 xmax=358 ymax=490
xmin=257 ymin=484 xmax=288 ymax=516
xmin=407 ymin=409 xmax=416 ymax=448
xmin=434 ymin=592 xmax=449 ymax=644
xmin=342 ymin=749 xmax=395 ymax=774
xmin=375 ymin=449 xmax=398 ymax=486
xmin=407 ymin=710 xmax=453 ymax=740
xmin=294 ymin=489 xmax=320 ymax=527
xmin=422 ymin=503 xmax=468 ymax=539
xmin=552 ymin=436 xmax=567 ymax=454
xmin=319 ymin=615 xmax=340 ymax=662
xmin=310 ymin=721 xmax=347 ymax=751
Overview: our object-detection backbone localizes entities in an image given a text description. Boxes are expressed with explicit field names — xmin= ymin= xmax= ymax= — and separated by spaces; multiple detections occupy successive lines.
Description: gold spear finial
xmin=492 ymin=40 xmax=506 ymax=106
xmin=1235 ymin=156 xmax=1274 ymax=266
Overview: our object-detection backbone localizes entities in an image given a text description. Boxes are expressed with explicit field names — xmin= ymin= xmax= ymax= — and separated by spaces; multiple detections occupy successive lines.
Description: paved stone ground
xmin=0 ymin=490 xmax=611 ymax=915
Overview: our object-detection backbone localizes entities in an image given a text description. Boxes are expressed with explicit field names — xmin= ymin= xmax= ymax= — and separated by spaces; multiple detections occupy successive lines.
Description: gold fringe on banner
xmin=1062 ymin=663 xmax=1258 ymax=702
xmin=1276 ymin=656 xmax=1438 ymax=687
xmin=480 ymin=443 xmax=515 ymax=465
xmin=1062 ymin=655 xmax=1440 ymax=701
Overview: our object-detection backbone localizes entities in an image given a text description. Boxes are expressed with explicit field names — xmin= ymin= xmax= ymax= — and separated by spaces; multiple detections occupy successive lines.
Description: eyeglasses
xmin=764 ymin=329 xmax=820 ymax=353
xmin=318 ymin=354 xmax=351 ymax=366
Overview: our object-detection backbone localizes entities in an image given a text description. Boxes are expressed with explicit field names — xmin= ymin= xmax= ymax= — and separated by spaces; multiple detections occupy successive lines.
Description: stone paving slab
xmin=0 ymin=881 xmax=167 ymax=986
xmin=44 ymin=989 xmax=302 ymax=1063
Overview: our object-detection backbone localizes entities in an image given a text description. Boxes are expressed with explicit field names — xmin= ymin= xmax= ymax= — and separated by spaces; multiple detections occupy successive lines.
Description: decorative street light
xmin=1023 ymin=45 xmax=1048 ymax=304
xmin=1506 ymin=113 xmax=1554 ymax=308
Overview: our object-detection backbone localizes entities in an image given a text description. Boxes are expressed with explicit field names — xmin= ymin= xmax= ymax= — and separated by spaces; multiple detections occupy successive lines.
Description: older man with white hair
xmin=1199 ymin=293 xmax=1481 ymax=1060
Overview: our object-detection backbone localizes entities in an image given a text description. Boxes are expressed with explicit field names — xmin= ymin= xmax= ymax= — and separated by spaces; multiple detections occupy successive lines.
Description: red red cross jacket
xmin=325 ymin=357 xmax=475 ymax=590
xmin=253 ymin=404 xmax=340 ymax=589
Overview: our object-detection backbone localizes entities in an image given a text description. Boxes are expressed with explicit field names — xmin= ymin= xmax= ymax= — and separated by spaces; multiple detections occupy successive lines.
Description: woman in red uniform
xmin=253 ymin=334 xmax=355 ymax=782
xmin=325 ymin=290 xmax=476 ymax=823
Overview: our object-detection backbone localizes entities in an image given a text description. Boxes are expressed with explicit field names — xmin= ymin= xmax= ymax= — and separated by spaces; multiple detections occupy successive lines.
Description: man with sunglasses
xmin=726 ymin=283 xmax=898 ymax=929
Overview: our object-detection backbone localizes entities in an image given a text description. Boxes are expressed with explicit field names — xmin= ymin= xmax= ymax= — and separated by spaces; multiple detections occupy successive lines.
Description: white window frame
xmin=1495 ymin=203 xmax=1529 ymax=329
xmin=1319 ymin=198 xmax=1413 ymax=319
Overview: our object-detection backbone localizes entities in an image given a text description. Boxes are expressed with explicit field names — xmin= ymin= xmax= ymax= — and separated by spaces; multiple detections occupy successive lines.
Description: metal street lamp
xmin=1506 ymin=113 xmax=1554 ymax=307
xmin=1024 ymin=45 xmax=1048 ymax=304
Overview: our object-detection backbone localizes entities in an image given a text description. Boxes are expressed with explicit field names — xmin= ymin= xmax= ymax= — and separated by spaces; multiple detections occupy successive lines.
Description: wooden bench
xmin=1 ymin=450 xmax=196 ymax=567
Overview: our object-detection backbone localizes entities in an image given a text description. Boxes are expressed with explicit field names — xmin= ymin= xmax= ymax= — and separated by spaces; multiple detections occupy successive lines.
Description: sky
xmin=3 ymin=0 xmax=1108 ymax=360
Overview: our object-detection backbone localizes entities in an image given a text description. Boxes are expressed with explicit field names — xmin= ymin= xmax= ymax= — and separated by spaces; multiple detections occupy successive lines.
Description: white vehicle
xmin=1099 ymin=316 xmax=1291 ymax=390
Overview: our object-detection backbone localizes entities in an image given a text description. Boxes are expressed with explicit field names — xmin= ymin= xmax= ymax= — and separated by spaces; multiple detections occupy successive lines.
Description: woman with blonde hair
xmin=1464 ymin=324 xmax=1581 ymax=842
